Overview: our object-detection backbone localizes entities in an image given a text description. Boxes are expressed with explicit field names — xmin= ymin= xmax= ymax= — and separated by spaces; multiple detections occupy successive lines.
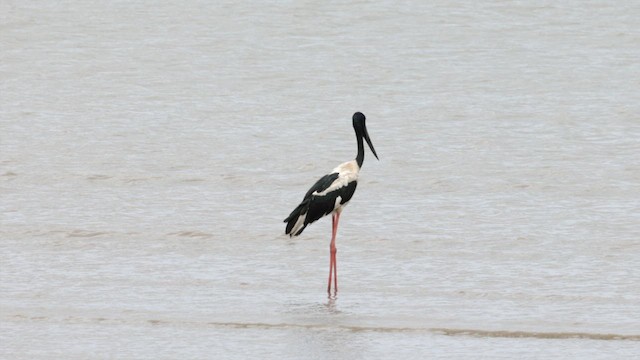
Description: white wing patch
xmin=290 ymin=212 xmax=307 ymax=236
xmin=312 ymin=160 xmax=360 ymax=197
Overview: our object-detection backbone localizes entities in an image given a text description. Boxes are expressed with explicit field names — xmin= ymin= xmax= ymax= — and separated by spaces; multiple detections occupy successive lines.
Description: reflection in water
xmin=325 ymin=297 xmax=338 ymax=313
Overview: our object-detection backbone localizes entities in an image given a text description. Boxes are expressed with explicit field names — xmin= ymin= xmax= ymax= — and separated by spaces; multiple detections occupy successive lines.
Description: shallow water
xmin=2 ymin=1 xmax=640 ymax=358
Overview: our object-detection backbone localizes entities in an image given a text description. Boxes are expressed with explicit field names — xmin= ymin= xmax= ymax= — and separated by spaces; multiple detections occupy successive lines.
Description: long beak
xmin=363 ymin=126 xmax=379 ymax=160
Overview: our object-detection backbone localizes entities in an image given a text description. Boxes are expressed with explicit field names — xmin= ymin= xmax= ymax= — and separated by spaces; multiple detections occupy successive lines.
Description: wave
xmin=430 ymin=327 xmax=640 ymax=341
xmin=209 ymin=321 xmax=640 ymax=341
xmin=8 ymin=313 xmax=639 ymax=341
xmin=9 ymin=229 xmax=214 ymax=239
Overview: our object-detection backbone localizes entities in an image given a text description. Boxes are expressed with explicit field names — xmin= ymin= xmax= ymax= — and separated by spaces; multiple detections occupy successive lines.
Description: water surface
xmin=2 ymin=1 xmax=639 ymax=358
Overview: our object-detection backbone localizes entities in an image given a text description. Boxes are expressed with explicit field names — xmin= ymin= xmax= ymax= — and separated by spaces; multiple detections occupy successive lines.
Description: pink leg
xmin=327 ymin=212 xmax=340 ymax=295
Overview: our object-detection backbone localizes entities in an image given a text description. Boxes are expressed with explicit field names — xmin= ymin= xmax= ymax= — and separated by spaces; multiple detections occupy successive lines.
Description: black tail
xmin=284 ymin=199 xmax=311 ymax=237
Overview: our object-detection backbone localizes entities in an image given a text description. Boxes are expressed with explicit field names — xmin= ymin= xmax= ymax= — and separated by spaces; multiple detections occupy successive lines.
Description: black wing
xmin=284 ymin=172 xmax=357 ymax=236
xmin=303 ymin=173 xmax=340 ymax=200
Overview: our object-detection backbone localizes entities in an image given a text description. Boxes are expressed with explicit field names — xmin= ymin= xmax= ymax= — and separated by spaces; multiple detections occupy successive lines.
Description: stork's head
xmin=352 ymin=112 xmax=379 ymax=160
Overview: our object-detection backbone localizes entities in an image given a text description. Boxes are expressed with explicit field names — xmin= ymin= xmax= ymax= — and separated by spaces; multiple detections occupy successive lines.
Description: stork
xmin=284 ymin=112 xmax=379 ymax=295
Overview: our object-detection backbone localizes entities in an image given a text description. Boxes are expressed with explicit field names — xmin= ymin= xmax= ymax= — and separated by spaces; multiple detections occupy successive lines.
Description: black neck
xmin=355 ymin=133 xmax=364 ymax=168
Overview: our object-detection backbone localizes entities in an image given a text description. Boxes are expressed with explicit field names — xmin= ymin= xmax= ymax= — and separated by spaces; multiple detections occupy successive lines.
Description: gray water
xmin=2 ymin=1 xmax=640 ymax=358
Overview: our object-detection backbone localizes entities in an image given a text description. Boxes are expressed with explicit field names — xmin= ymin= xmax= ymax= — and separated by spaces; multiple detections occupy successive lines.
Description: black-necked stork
xmin=284 ymin=112 xmax=378 ymax=295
